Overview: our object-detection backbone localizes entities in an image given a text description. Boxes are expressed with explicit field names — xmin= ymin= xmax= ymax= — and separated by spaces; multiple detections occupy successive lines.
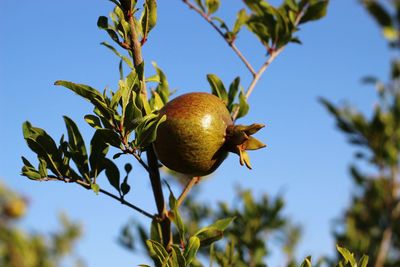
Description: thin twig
xmin=182 ymin=0 xmax=256 ymax=76
xmin=41 ymin=175 xmax=155 ymax=219
xmin=99 ymin=188 xmax=155 ymax=219
xmin=177 ymin=176 xmax=201 ymax=207
xmin=231 ymin=10 xmax=306 ymax=121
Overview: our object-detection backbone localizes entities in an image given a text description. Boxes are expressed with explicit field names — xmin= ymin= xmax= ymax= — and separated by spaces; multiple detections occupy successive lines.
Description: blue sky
xmin=0 ymin=0 xmax=391 ymax=266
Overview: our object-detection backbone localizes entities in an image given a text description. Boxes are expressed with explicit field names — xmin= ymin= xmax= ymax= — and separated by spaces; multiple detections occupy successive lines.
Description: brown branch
xmin=182 ymin=0 xmax=256 ymax=76
xmin=124 ymin=5 xmax=171 ymax=249
xmin=177 ymin=176 xmax=201 ymax=207
xmin=374 ymin=166 xmax=398 ymax=267
xmin=41 ymin=176 xmax=155 ymax=219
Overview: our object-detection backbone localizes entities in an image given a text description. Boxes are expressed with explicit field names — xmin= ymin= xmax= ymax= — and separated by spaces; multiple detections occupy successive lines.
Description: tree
xmin=17 ymin=0 xmax=371 ymax=266
xmin=0 ymin=180 xmax=82 ymax=267
xmin=322 ymin=1 xmax=400 ymax=267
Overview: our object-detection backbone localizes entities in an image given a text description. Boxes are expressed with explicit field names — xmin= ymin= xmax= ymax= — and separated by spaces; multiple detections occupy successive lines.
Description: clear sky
xmin=0 ymin=0 xmax=391 ymax=266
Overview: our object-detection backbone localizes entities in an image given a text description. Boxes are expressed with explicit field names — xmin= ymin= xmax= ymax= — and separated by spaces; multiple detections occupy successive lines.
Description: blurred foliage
xmin=119 ymin=187 xmax=302 ymax=266
xmin=0 ymin=180 xmax=83 ymax=267
xmin=321 ymin=1 xmax=400 ymax=266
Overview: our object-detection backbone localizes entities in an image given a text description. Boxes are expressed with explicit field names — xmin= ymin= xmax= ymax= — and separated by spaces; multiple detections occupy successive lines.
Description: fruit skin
xmin=154 ymin=92 xmax=233 ymax=176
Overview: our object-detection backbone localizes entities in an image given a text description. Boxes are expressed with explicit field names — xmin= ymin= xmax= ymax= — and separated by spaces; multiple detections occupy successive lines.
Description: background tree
xmin=322 ymin=1 xmax=400 ymax=266
xmin=0 ymin=179 xmax=82 ymax=267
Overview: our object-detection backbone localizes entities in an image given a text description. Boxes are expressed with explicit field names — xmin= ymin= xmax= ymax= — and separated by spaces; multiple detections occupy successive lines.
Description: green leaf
xmin=364 ymin=0 xmax=392 ymax=27
xmin=358 ymin=255 xmax=369 ymax=267
xmin=300 ymin=256 xmax=312 ymax=267
xmin=237 ymin=91 xmax=249 ymax=119
xmin=300 ymin=0 xmax=329 ymax=23
xmin=150 ymin=91 xmax=164 ymax=111
xmin=228 ymin=77 xmax=240 ymax=111
xmin=150 ymin=219 xmax=163 ymax=244
xmin=91 ymin=183 xmax=100 ymax=194
xmin=171 ymin=245 xmax=186 ymax=267
xmin=63 ymin=116 xmax=90 ymax=180
xmin=89 ymin=130 xmax=110 ymax=178
xmin=22 ymin=121 xmax=65 ymax=176
xmin=54 ymin=81 xmax=114 ymax=120
xmin=147 ymin=0 xmax=157 ymax=32
xmin=194 ymin=217 xmax=234 ymax=247
xmin=146 ymin=240 xmax=169 ymax=265
xmin=233 ymin=9 xmax=248 ymax=34
xmin=21 ymin=156 xmax=34 ymax=168
xmin=21 ymin=167 xmax=42 ymax=180
xmin=206 ymin=0 xmax=220 ymax=15
xmin=336 ymin=245 xmax=357 ymax=266
xmin=84 ymin=115 xmax=103 ymax=129
xmin=184 ymin=236 xmax=200 ymax=265
xmin=38 ymin=157 xmax=48 ymax=178
xmin=97 ymin=16 xmax=109 ymax=29
xmin=152 ymin=62 xmax=171 ymax=104
xmin=121 ymin=180 xmax=131 ymax=196
xmin=207 ymin=74 xmax=228 ymax=104
xmin=104 ymin=158 xmax=121 ymax=194
xmin=101 ymin=42 xmax=134 ymax=69
xmin=135 ymin=114 xmax=167 ymax=148
xmin=123 ymin=91 xmax=143 ymax=135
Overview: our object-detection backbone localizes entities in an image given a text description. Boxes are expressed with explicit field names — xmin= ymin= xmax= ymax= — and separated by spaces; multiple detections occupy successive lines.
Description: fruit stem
xmin=177 ymin=176 xmax=201 ymax=208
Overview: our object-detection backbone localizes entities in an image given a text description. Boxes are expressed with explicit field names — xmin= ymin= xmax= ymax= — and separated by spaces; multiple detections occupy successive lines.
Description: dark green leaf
xmin=89 ymin=130 xmax=110 ymax=178
xmin=121 ymin=181 xmax=131 ymax=196
xmin=97 ymin=16 xmax=109 ymax=29
xmin=84 ymin=115 xmax=102 ymax=129
xmin=38 ymin=157 xmax=48 ymax=178
xmin=63 ymin=116 xmax=90 ymax=179
xmin=104 ymin=158 xmax=121 ymax=194
xmin=207 ymin=74 xmax=228 ymax=104
xmin=22 ymin=121 xmax=65 ymax=176
xmin=300 ymin=0 xmax=329 ymax=23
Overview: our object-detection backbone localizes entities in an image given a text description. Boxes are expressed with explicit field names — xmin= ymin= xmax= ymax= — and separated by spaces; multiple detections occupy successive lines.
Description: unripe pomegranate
xmin=153 ymin=92 xmax=266 ymax=176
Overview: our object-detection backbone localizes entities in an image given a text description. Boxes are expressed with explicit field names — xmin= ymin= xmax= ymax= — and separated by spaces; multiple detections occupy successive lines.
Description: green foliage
xmin=0 ymin=181 xmax=83 ymax=267
xmin=207 ymin=74 xmax=249 ymax=119
xmin=321 ymin=1 xmax=400 ymax=266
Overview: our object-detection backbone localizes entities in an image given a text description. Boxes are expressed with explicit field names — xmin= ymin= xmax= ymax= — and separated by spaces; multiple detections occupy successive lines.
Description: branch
xmin=231 ymin=11 xmax=306 ymax=121
xmin=40 ymin=175 xmax=155 ymax=219
xmin=182 ymin=0 xmax=256 ymax=76
xmin=177 ymin=176 xmax=201 ymax=207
